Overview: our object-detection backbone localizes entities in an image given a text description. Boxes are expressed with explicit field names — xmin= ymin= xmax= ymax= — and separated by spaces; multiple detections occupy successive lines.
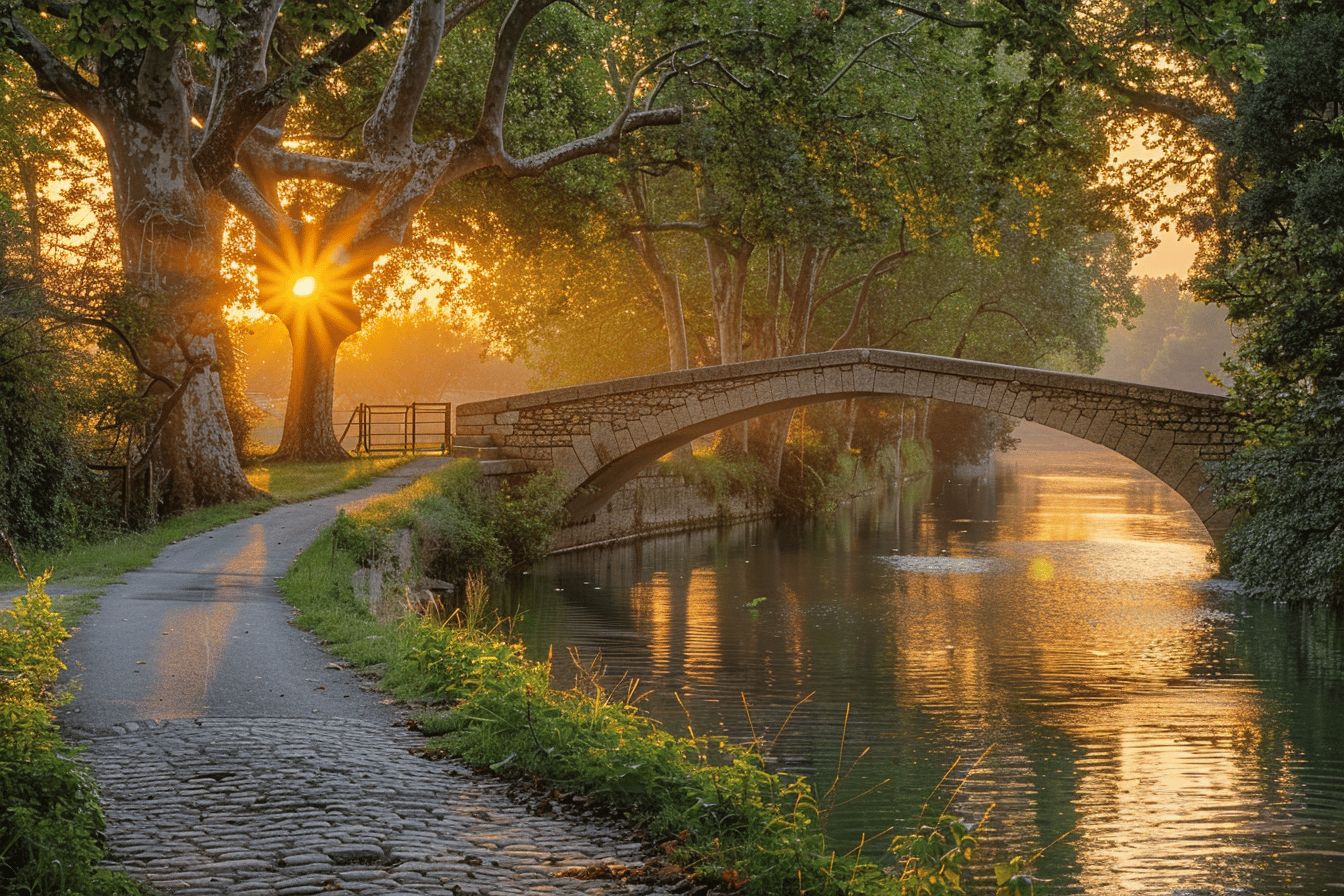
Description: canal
xmin=504 ymin=424 xmax=1344 ymax=893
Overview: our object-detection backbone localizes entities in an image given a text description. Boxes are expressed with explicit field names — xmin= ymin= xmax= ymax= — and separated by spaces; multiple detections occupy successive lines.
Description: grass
xmin=280 ymin=470 xmax=1039 ymax=896
xmin=244 ymin=455 xmax=410 ymax=502
xmin=1 ymin=455 xmax=412 ymax=591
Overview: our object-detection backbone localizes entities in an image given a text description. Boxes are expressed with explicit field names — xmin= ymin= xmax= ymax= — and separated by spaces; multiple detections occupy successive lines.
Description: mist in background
xmin=1099 ymin=275 xmax=1234 ymax=394
xmin=238 ymin=315 xmax=531 ymax=448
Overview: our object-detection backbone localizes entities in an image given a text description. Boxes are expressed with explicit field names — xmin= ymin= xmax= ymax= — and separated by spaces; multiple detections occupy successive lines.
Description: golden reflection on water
xmin=631 ymin=571 xmax=673 ymax=677
xmin=514 ymin=425 xmax=1336 ymax=893
xmin=683 ymin=568 xmax=722 ymax=689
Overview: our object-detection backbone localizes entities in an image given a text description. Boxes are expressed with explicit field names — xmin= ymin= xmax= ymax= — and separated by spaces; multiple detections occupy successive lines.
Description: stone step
xmin=450 ymin=446 xmax=505 ymax=460
xmin=451 ymin=434 xmax=498 ymax=448
xmin=477 ymin=458 xmax=531 ymax=476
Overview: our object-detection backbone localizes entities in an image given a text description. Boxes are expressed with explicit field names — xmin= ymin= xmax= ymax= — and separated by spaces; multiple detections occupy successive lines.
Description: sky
xmin=1115 ymin=131 xmax=1199 ymax=281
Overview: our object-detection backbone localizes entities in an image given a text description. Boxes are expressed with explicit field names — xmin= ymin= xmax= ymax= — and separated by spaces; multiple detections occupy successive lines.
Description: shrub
xmin=337 ymin=462 xmax=569 ymax=584
xmin=0 ymin=576 xmax=141 ymax=895
xmin=413 ymin=493 xmax=506 ymax=583
xmin=661 ymin=451 xmax=770 ymax=504
xmin=489 ymin=472 xmax=568 ymax=568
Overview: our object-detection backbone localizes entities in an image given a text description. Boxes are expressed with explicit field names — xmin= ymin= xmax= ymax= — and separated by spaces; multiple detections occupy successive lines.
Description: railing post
xmin=444 ymin=403 xmax=451 ymax=455
xmin=411 ymin=403 xmax=418 ymax=454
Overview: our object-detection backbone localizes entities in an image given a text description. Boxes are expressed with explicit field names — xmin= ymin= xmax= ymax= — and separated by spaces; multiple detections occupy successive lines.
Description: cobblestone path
xmin=56 ymin=460 xmax=677 ymax=894
xmin=76 ymin=718 xmax=673 ymax=895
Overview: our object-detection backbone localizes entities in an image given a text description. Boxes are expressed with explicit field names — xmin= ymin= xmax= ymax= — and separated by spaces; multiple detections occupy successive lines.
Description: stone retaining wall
xmin=551 ymin=471 xmax=773 ymax=552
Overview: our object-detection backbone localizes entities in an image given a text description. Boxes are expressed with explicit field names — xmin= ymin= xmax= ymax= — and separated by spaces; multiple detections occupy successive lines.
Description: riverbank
xmin=289 ymin=460 xmax=1028 ymax=895
xmin=35 ymin=458 xmax=682 ymax=895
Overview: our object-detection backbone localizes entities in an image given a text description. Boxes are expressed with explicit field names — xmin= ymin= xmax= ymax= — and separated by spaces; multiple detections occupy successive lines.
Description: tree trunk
xmin=274 ymin=327 xmax=348 ymax=460
xmin=706 ymin=238 xmax=752 ymax=452
xmin=146 ymin=327 xmax=257 ymax=508
xmin=102 ymin=92 xmax=256 ymax=512
xmin=269 ymin=283 xmax=363 ymax=461
xmin=620 ymin=176 xmax=691 ymax=372
xmin=628 ymin=232 xmax=690 ymax=371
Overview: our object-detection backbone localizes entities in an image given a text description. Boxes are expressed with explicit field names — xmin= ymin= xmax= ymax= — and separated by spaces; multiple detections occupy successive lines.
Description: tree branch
xmin=881 ymin=1 xmax=985 ymax=28
xmin=243 ymin=142 xmax=379 ymax=190
xmin=820 ymin=24 xmax=918 ymax=97
xmin=219 ymin=169 xmax=298 ymax=240
xmin=193 ymin=0 xmax=413 ymax=189
xmin=476 ymin=0 xmax=551 ymax=150
xmin=496 ymin=107 xmax=682 ymax=177
xmin=365 ymin=0 xmax=452 ymax=157
xmin=2 ymin=14 xmax=105 ymax=122
xmin=53 ymin=314 xmax=178 ymax=391
xmin=830 ymin=247 xmax=911 ymax=350
xmin=1116 ymin=86 xmax=1226 ymax=142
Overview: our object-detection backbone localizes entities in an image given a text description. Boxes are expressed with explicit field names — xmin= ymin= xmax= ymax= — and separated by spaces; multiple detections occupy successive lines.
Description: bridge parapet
xmin=456 ymin=349 xmax=1240 ymax=541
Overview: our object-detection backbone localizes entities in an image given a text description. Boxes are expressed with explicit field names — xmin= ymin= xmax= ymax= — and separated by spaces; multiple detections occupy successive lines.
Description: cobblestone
xmin=79 ymin=717 xmax=675 ymax=895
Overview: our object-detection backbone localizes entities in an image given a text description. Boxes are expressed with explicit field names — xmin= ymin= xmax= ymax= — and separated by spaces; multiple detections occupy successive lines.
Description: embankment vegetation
xmin=282 ymin=467 xmax=1040 ymax=895
xmin=0 ymin=576 xmax=143 ymax=895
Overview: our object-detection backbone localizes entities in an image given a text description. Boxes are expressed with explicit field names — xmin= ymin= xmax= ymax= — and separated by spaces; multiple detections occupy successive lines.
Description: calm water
xmin=503 ymin=425 xmax=1344 ymax=894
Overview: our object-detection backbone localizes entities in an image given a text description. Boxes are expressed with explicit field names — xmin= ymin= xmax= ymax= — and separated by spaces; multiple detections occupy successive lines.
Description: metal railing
xmin=337 ymin=402 xmax=452 ymax=454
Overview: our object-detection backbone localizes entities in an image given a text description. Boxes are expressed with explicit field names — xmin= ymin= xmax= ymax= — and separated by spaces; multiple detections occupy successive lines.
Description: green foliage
xmin=777 ymin=431 xmax=874 ymax=516
xmin=0 ymin=259 xmax=106 ymax=550
xmin=0 ymin=577 xmax=143 ymax=895
xmin=660 ymin=451 xmax=770 ymax=504
xmin=1190 ymin=8 xmax=1344 ymax=601
xmin=899 ymin=440 xmax=934 ymax=478
xmin=341 ymin=462 xmax=568 ymax=584
xmin=491 ymin=473 xmax=571 ymax=569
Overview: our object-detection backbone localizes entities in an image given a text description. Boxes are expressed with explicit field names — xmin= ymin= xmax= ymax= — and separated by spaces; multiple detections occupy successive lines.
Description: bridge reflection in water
xmin=503 ymin=424 xmax=1344 ymax=895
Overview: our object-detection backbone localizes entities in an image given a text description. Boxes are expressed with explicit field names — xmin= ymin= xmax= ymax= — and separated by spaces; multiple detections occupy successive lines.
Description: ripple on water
xmin=879 ymin=554 xmax=997 ymax=574
xmin=507 ymin=426 xmax=1344 ymax=895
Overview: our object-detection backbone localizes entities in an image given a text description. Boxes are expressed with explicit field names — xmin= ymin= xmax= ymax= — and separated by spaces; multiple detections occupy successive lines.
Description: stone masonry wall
xmin=457 ymin=349 xmax=1241 ymax=541
xmin=551 ymin=471 xmax=773 ymax=551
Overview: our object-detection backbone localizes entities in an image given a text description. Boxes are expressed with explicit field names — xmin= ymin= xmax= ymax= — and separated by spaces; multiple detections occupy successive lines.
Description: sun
xmin=292 ymin=275 xmax=317 ymax=297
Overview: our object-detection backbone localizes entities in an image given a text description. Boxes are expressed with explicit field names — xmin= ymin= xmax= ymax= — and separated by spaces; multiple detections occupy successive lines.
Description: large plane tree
xmin=0 ymin=0 xmax=690 ymax=494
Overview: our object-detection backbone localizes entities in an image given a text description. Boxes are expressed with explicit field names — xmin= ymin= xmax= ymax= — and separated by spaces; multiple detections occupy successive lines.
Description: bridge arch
xmin=454 ymin=349 xmax=1239 ymax=542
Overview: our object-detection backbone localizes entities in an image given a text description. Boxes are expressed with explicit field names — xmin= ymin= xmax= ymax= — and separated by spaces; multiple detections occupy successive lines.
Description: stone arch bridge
xmin=454 ymin=349 xmax=1240 ymax=542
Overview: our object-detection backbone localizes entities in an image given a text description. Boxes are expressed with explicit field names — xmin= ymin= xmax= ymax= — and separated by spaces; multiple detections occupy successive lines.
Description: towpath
xmin=57 ymin=458 xmax=673 ymax=895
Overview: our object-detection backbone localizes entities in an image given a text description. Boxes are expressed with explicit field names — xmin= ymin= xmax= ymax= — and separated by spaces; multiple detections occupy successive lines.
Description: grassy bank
xmin=1 ymin=456 xmax=409 ymax=591
xmin=281 ymin=465 xmax=1036 ymax=895
xmin=0 ymin=577 xmax=145 ymax=894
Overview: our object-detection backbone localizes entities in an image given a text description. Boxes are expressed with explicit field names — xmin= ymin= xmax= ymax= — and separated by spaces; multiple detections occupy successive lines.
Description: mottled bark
xmin=100 ymin=75 xmax=256 ymax=510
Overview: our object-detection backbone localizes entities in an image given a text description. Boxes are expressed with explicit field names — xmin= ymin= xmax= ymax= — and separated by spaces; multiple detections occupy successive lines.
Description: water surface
xmin=505 ymin=425 xmax=1344 ymax=894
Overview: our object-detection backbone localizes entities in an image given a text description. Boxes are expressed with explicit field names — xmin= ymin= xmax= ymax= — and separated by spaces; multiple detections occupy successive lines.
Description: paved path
xmin=58 ymin=459 xmax=676 ymax=895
